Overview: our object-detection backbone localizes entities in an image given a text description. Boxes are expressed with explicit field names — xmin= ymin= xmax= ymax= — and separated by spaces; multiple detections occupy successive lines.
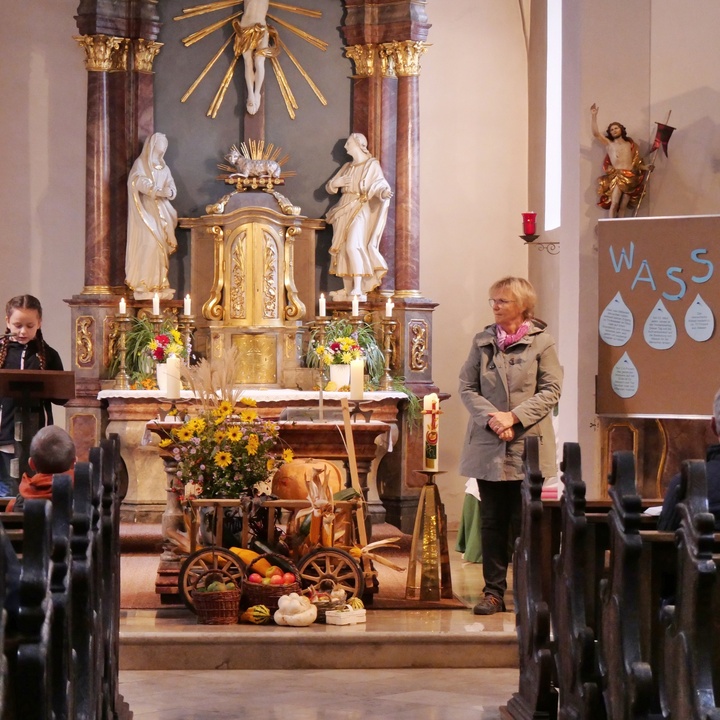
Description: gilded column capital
xmin=345 ymin=44 xmax=376 ymax=78
xmin=376 ymin=44 xmax=397 ymax=78
xmin=382 ymin=40 xmax=429 ymax=77
xmin=74 ymin=34 xmax=130 ymax=72
xmin=133 ymin=39 xmax=164 ymax=73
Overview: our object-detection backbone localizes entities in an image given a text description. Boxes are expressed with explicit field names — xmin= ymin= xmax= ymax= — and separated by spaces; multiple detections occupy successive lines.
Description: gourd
xmin=240 ymin=605 xmax=272 ymax=625
xmin=273 ymin=593 xmax=318 ymax=626
xmin=348 ymin=597 xmax=364 ymax=610
xmin=229 ymin=547 xmax=272 ymax=576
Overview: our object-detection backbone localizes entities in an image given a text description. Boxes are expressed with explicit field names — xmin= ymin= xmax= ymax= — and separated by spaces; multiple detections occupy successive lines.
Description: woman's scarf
xmin=496 ymin=321 xmax=531 ymax=351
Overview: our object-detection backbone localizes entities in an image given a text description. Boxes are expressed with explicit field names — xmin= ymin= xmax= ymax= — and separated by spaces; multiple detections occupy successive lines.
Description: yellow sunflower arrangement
xmin=168 ymin=397 xmax=293 ymax=499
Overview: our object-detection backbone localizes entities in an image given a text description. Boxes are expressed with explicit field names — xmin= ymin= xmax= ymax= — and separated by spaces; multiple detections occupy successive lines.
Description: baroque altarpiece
xmin=66 ymin=0 xmax=437 ymax=532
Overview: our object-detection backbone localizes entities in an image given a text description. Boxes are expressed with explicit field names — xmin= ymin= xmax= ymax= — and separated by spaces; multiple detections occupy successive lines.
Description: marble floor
xmin=118 ymin=534 xmax=520 ymax=719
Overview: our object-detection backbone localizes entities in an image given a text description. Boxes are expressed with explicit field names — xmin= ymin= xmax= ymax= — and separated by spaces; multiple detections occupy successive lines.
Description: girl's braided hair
xmin=0 ymin=295 xmax=47 ymax=369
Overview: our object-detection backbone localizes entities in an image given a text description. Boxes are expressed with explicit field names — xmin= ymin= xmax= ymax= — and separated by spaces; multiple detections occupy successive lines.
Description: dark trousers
xmin=0 ymin=452 xmax=18 ymax=497
xmin=477 ymin=479 xmax=522 ymax=600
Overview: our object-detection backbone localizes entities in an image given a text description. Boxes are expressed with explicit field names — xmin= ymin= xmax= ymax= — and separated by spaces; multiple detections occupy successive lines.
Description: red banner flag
xmin=651 ymin=122 xmax=675 ymax=157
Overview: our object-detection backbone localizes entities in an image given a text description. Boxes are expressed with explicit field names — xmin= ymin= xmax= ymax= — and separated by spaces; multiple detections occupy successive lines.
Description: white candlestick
xmin=352 ymin=295 xmax=359 ymax=317
xmin=152 ymin=293 xmax=160 ymax=316
xmin=119 ymin=298 xmax=127 ymax=315
xmin=165 ymin=354 xmax=182 ymax=399
xmin=184 ymin=294 xmax=192 ymax=316
xmin=385 ymin=299 xmax=394 ymax=318
xmin=350 ymin=358 xmax=364 ymax=401
xmin=423 ymin=393 xmax=440 ymax=471
xmin=318 ymin=293 xmax=326 ymax=317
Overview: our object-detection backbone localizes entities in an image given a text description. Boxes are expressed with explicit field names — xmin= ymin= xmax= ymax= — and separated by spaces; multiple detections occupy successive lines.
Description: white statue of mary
xmin=125 ymin=132 xmax=178 ymax=300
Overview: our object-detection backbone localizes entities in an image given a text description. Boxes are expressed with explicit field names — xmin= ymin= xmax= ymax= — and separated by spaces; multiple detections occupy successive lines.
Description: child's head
xmin=28 ymin=426 xmax=76 ymax=475
xmin=5 ymin=295 xmax=43 ymax=345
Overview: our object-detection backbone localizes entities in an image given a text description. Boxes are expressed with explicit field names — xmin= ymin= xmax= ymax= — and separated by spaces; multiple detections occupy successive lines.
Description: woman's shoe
xmin=472 ymin=594 xmax=506 ymax=615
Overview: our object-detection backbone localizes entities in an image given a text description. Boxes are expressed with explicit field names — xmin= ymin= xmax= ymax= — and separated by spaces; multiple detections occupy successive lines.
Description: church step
xmin=119 ymin=608 xmax=519 ymax=670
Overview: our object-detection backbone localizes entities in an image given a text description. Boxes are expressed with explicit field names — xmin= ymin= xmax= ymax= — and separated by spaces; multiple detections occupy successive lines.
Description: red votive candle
xmin=522 ymin=212 xmax=537 ymax=235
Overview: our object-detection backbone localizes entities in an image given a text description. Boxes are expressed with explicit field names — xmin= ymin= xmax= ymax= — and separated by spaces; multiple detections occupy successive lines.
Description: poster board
xmin=597 ymin=215 xmax=720 ymax=417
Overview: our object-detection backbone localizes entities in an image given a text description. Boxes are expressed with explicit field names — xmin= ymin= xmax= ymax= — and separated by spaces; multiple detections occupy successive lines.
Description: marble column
xmin=75 ymin=35 xmax=130 ymax=294
xmin=387 ymin=41 xmax=427 ymax=297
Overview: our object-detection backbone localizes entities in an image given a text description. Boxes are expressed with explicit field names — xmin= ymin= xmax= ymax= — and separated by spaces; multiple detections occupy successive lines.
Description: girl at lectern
xmin=0 ymin=295 xmax=64 ymax=496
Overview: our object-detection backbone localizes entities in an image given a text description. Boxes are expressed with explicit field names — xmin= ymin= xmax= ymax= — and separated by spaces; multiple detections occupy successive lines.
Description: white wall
xmin=420 ymin=1 xmax=529 ymax=523
xmin=0 ymin=0 xmax=86 ymax=427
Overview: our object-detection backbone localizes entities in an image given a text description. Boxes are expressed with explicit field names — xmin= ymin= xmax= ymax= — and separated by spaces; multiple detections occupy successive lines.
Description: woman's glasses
xmin=488 ymin=298 xmax=515 ymax=308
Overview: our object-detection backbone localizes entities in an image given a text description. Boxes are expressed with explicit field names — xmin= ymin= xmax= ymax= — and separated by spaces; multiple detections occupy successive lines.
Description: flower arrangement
xmin=148 ymin=328 xmax=187 ymax=363
xmin=315 ymin=336 xmax=364 ymax=366
xmin=306 ymin=318 xmax=385 ymax=384
xmin=161 ymin=397 xmax=293 ymax=499
xmin=159 ymin=345 xmax=293 ymax=499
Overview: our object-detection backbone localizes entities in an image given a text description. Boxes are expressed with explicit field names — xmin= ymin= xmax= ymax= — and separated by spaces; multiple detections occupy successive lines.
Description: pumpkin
xmin=273 ymin=593 xmax=318 ymax=626
xmin=271 ymin=459 xmax=342 ymax=500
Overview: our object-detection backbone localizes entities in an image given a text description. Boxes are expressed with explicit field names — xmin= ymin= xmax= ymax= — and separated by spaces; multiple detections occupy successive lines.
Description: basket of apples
xmin=243 ymin=554 xmax=302 ymax=611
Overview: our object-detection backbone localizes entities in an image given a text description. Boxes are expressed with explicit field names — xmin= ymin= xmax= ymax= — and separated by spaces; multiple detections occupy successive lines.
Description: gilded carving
xmin=283 ymin=226 xmax=305 ymax=321
xmin=377 ymin=44 xmax=397 ymax=78
xmin=133 ymin=39 xmax=164 ymax=73
xmin=104 ymin=316 xmax=119 ymax=370
xmin=230 ymin=229 xmax=247 ymax=320
xmin=345 ymin=44 xmax=376 ymax=77
xmin=232 ymin=334 xmax=277 ymax=384
xmin=75 ymin=35 xmax=130 ymax=72
xmin=76 ymin=316 xmax=95 ymax=368
xmin=382 ymin=41 xmax=428 ymax=77
xmin=409 ymin=319 xmax=428 ymax=371
xmin=263 ymin=230 xmax=278 ymax=319
xmin=203 ymin=225 xmax=225 ymax=321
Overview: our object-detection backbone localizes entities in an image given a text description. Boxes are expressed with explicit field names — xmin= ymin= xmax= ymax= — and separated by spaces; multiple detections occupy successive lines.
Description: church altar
xmin=99 ymin=388 xmax=406 ymax=523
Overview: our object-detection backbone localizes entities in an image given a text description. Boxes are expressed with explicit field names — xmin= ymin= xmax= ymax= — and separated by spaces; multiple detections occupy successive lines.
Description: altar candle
xmin=165 ymin=354 xmax=182 ymax=399
xmin=350 ymin=358 xmax=364 ymax=401
xmin=318 ymin=293 xmax=326 ymax=317
xmin=118 ymin=297 xmax=127 ymax=315
xmin=352 ymin=295 xmax=359 ymax=317
xmin=183 ymin=294 xmax=192 ymax=316
xmin=522 ymin=212 xmax=537 ymax=235
xmin=385 ymin=299 xmax=394 ymax=318
xmin=422 ymin=393 xmax=440 ymax=471
xmin=152 ymin=293 xmax=160 ymax=316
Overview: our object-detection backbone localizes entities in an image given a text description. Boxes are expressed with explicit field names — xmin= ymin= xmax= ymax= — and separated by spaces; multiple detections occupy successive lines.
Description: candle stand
xmin=114 ymin=313 xmax=132 ymax=390
xmin=348 ymin=400 xmax=373 ymax=423
xmin=149 ymin=312 xmax=164 ymax=334
xmin=405 ymin=470 xmax=453 ymax=601
xmin=380 ymin=318 xmax=397 ymax=390
xmin=177 ymin=314 xmax=196 ymax=360
xmin=312 ymin=316 xmax=330 ymax=346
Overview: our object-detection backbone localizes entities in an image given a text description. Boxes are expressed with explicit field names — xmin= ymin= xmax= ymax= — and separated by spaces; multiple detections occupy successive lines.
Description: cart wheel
xmin=297 ymin=548 xmax=364 ymax=600
xmin=178 ymin=548 xmax=246 ymax=612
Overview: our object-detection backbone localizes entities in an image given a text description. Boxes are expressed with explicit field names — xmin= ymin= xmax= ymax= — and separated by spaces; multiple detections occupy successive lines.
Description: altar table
xmin=98 ymin=388 xmax=404 ymax=523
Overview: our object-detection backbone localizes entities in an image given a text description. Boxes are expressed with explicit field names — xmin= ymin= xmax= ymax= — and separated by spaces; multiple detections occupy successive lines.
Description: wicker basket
xmin=243 ymin=553 xmax=302 ymax=610
xmin=313 ymin=599 xmax=345 ymax=623
xmin=192 ymin=588 xmax=241 ymax=625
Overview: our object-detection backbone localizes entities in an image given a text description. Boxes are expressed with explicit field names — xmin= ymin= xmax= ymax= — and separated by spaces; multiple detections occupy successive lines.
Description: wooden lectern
xmin=0 ymin=370 xmax=76 ymax=480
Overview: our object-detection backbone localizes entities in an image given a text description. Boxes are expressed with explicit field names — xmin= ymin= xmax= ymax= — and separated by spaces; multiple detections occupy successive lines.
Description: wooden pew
xmin=502 ymin=436 xmax=558 ymax=719
xmin=0 ymin=436 xmax=131 ymax=720
xmin=657 ymin=460 xmax=720 ymax=719
xmin=550 ymin=442 xmax=605 ymax=720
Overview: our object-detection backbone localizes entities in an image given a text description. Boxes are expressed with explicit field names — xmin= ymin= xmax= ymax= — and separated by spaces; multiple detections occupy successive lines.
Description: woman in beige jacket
xmin=459 ymin=277 xmax=562 ymax=614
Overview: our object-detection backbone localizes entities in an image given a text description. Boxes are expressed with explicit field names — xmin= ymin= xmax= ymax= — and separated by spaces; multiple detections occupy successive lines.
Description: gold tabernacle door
xmin=180 ymin=189 xmax=324 ymax=387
